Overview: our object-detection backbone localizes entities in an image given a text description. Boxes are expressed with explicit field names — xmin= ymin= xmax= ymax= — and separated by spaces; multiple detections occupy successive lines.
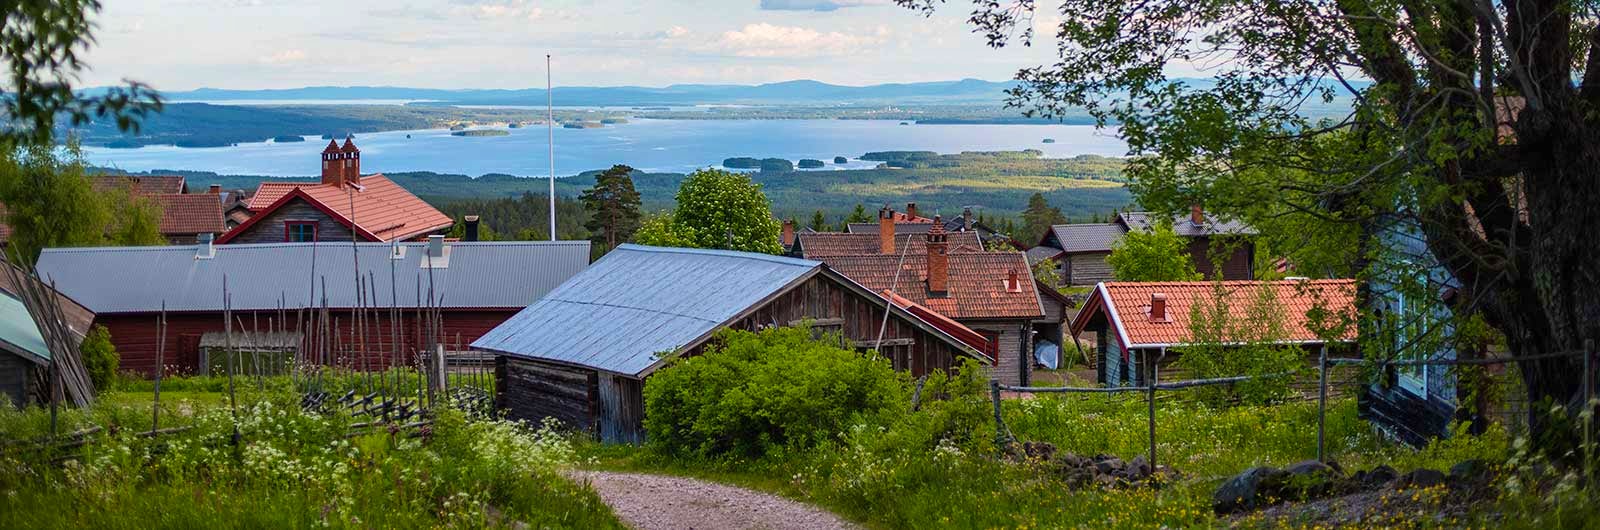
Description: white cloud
xmin=759 ymin=0 xmax=889 ymax=11
xmin=258 ymin=49 xmax=307 ymax=65
xmin=450 ymin=0 xmax=545 ymax=21
xmin=711 ymin=23 xmax=889 ymax=58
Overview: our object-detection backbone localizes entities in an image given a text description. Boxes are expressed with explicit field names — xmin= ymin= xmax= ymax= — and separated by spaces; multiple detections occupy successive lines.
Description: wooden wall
xmin=1188 ymin=237 xmax=1253 ymax=280
xmin=98 ymin=308 xmax=518 ymax=377
xmin=0 ymin=353 xmax=35 ymax=407
xmin=225 ymin=198 xmax=357 ymax=244
xmin=495 ymin=356 xmax=598 ymax=432
xmin=1065 ymin=252 xmax=1114 ymax=285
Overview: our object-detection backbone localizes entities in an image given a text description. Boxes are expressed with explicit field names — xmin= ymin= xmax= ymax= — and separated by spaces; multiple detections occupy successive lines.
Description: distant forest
xmin=98 ymin=150 xmax=1133 ymax=229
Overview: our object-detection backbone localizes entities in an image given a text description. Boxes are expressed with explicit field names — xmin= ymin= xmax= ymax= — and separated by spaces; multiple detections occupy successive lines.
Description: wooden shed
xmin=473 ymin=244 xmax=992 ymax=443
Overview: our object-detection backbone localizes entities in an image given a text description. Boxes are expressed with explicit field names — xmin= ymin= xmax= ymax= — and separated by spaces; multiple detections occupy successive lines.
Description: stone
xmin=1126 ymin=455 xmax=1151 ymax=479
xmin=1093 ymin=474 xmax=1118 ymax=488
xmin=1448 ymin=459 xmax=1494 ymax=490
xmin=1280 ymin=460 xmax=1337 ymax=500
xmin=1023 ymin=441 xmax=1057 ymax=461
xmin=1095 ymin=458 xmax=1124 ymax=475
xmin=1360 ymin=465 xmax=1399 ymax=489
xmin=1285 ymin=460 xmax=1333 ymax=477
xmin=1212 ymin=466 xmax=1285 ymax=515
xmin=1394 ymin=468 xmax=1446 ymax=490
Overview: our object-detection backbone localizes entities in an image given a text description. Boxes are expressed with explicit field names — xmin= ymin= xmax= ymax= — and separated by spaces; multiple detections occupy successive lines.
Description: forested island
xmin=450 ymin=129 xmax=511 ymax=137
xmin=99 ymin=150 xmax=1129 ymax=221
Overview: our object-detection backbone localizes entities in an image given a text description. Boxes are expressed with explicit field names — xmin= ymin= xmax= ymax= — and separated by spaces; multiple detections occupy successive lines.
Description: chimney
xmin=196 ymin=233 xmax=215 ymax=259
xmin=1150 ymin=293 xmax=1167 ymax=322
xmin=781 ymin=219 xmax=795 ymax=248
xmin=1006 ymin=269 xmax=1020 ymax=292
xmin=340 ymin=136 xmax=361 ymax=185
xmin=207 ymin=184 xmax=221 ymax=194
xmin=427 ymin=234 xmax=445 ymax=258
xmin=962 ymin=206 xmax=974 ymax=231
xmin=879 ymin=206 xmax=896 ymax=254
xmin=1190 ymin=204 xmax=1204 ymax=226
xmin=320 ymin=140 xmax=343 ymax=186
xmin=906 ymin=202 xmax=918 ymax=220
xmin=464 ymin=215 xmax=481 ymax=242
xmin=926 ymin=216 xmax=949 ymax=296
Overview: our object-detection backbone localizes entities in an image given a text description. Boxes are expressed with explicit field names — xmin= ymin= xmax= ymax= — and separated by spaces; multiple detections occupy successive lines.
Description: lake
xmin=84 ymin=118 xmax=1129 ymax=177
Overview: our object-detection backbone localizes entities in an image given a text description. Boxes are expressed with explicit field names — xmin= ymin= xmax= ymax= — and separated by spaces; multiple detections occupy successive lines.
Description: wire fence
xmin=992 ymin=342 xmax=1598 ymax=470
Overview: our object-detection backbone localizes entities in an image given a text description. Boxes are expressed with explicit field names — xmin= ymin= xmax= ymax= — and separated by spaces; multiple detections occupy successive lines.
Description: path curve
xmin=568 ymin=470 xmax=860 ymax=530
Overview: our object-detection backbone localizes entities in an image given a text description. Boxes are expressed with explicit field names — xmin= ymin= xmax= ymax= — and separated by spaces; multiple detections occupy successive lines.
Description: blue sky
xmin=84 ymin=0 xmax=1073 ymax=90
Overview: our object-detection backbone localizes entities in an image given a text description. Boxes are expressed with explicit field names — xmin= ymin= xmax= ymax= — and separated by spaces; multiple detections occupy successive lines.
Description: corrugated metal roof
xmin=0 ymin=293 xmax=50 ymax=364
xmin=35 ymin=241 xmax=591 ymax=314
xmin=1048 ymin=223 xmax=1127 ymax=253
xmin=471 ymin=244 xmax=822 ymax=378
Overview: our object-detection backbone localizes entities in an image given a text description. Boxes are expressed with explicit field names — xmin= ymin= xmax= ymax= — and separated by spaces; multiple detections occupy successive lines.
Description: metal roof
xmin=471 ymin=244 xmax=822 ymax=378
xmin=35 ymin=241 xmax=592 ymax=314
xmin=0 ymin=292 xmax=50 ymax=364
xmin=1047 ymin=223 xmax=1127 ymax=253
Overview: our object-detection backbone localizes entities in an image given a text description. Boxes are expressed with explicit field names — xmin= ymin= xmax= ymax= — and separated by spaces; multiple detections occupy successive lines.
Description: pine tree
xmin=1021 ymin=193 xmax=1067 ymax=242
xmin=579 ymin=164 xmax=643 ymax=251
xmin=809 ymin=210 xmax=828 ymax=232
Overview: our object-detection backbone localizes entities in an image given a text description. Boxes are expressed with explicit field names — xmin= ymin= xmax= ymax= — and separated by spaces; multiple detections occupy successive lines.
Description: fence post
xmin=1148 ymin=354 xmax=1159 ymax=470
xmin=990 ymin=379 xmax=1013 ymax=453
xmin=1317 ymin=345 xmax=1328 ymax=463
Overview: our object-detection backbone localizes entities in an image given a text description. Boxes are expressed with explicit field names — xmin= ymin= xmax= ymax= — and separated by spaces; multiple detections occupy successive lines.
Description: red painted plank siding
xmin=98 ymin=309 xmax=518 ymax=377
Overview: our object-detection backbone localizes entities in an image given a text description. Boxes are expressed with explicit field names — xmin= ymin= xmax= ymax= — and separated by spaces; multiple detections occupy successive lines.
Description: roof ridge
xmin=615 ymin=244 xmax=819 ymax=268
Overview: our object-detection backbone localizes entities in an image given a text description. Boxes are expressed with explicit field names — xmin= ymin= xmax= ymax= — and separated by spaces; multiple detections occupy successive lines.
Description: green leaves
xmin=632 ymin=168 xmax=784 ymax=254
xmin=1106 ymin=220 xmax=1201 ymax=282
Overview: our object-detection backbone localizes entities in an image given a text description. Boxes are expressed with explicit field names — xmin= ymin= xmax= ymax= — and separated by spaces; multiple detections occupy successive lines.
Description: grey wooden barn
xmin=472 ymin=244 xmax=992 ymax=443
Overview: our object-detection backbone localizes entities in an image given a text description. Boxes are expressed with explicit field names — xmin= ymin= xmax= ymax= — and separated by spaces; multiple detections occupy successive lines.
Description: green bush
xmin=79 ymin=324 xmax=119 ymax=390
xmin=642 ymin=326 xmax=909 ymax=458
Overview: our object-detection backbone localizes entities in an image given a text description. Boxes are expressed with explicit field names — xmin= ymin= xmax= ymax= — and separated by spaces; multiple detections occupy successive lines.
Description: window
xmin=285 ymin=221 xmax=317 ymax=242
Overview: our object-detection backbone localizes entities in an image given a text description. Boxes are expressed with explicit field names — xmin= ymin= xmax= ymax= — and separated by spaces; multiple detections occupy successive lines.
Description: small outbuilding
xmin=473 ymin=244 xmax=992 ymax=443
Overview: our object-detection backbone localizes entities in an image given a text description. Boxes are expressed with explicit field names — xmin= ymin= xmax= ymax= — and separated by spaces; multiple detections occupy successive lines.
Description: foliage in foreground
xmin=620 ymin=330 xmax=1527 ymax=528
xmin=633 ymin=168 xmax=783 ymax=254
xmin=1106 ymin=220 xmax=1199 ymax=282
xmin=0 ymin=142 xmax=165 ymax=264
xmin=0 ymin=391 xmax=618 ymax=529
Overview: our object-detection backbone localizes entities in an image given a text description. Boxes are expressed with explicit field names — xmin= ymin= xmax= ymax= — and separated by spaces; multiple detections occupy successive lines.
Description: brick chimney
xmin=1190 ymin=204 xmax=1204 ymax=226
xmin=926 ymin=215 xmax=949 ymax=296
xmin=962 ymin=207 xmax=974 ymax=231
xmin=320 ymin=139 xmax=343 ymax=186
xmin=1150 ymin=293 xmax=1167 ymax=322
xmin=879 ymin=206 xmax=896 ymax=254
xmin=207 ymin=184 xmax=221 ymax=194
xmin=906 ymin=202 xmax=918 ymax=220
xmin=781 ymin=219 xmax=795 ymax=248
xmin=340 ymin=136 xmax=361 ymax=185
xmin=1006 ymin=269 xmax=1021 ymax=292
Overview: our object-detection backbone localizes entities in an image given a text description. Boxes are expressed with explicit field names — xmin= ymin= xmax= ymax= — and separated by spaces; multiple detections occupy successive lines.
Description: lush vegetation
xmin=583 ymin=326 xmax=1533 ymax=528
xmin=79 ymin=325 xmax=120 ymax=391
xmin=0 ymin=381 xmax=621 ymax=529
xmin=0 ymin=143 xmax=164 ymax=264
xmin=632 ymin=168 xmax=782 ymax=254
xmin=579 ymin=165 xmax=643 ymax=252
xmin=1106 ymin=221 xmax=1200 ymax=282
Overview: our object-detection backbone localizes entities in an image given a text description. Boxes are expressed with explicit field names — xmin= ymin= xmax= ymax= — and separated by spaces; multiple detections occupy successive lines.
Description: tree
xmin=1106 ymin=222 xmax=1200 ymax=282
xmin=1 ymin=1 xmax=162 ymax=144
xmin=1021 ymin=192 xmax=1066 ymax=243
xmin=632 ymin=213 xmax=696 ymax=248
xmin=844 ymin=203 xmax=873 ymax=225
xmin=580 ymin=164 xmax=643 ymax=251
xmin=809 ymin=210 xmax=828 ymax=232
xmin=902 ymin=0 xmax=1599 ymax=439
xmin=0 ymin=143 xmax=162 ymax=264
xmin=652 ymin=168 xmax=783 ymax=254
xmin=79 ymin=324 xmax=119 ymax=390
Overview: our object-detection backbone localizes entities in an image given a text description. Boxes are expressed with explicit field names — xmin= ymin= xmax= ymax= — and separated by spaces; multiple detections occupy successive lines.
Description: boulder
xmin=1358 ymin=464 xmax=1399 ymax=489
xmin=1394 ymin=468 xmax=1447 ymax=490
xmin=1448 ymin=459 xmax=1494 ymax=490
xmin=1023 ymin=441 xmax=1057 ymax=461
xmin=1213 ymin=466 xmax=1285 ymax=514
xmin=1279 ymin=460 xmax=1337 ymax=499
xmin=1126 ymin=455 xmax=1151 ymax=479
xmin=1095 ymin=458 xmax=1124 ymax=475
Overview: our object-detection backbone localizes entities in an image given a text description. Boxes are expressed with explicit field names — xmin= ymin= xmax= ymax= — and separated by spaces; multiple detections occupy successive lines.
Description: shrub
xmin=642 ymin=326 xmax=908 ymax=459
xmin=79 ymin=324 xmax=119 ymax=390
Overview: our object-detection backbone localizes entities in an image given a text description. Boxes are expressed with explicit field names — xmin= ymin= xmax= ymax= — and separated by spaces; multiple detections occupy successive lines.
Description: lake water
xmin=84 ymin=118 xmax=1129 ymax=177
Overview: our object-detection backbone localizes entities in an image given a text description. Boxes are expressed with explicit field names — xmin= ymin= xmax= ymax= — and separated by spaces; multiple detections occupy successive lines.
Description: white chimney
xmin=420 ymin=234 xmax=450 ymax=269
xmin=196 ymin=233 xmax=215 ymax=259
xmin=428 ymin=234 xmax=445 ymax=258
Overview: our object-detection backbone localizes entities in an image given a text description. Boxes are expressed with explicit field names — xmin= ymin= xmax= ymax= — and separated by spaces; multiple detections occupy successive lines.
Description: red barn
xmin=36 ymin=238 xmax=590 ymax=377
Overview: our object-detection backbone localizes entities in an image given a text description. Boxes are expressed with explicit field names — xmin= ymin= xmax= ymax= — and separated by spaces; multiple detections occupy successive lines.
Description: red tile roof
xmin=147 ymin=193 xmax=225 ymax=235
xmin=880 ymin=289 xmax=992 ymax=361
xmin=1070 ymin=280 xmax=1357 ymax=348
xmin=823 ymin=252 xmax=1043 ymax=320
xmin=91 ymin=175 xmax=187 ymax=195
xmin=230 ymin=174 xmax=452 ymax=242
xmin=798 ymin=230 xmax=983 ymax=259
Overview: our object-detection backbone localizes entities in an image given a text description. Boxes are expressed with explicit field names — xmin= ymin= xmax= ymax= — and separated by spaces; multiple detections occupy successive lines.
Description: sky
xmin=83 ymin=0 xmax=1074 ymax=91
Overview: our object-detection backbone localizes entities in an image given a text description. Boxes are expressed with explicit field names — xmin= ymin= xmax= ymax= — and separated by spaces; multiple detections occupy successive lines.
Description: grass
xmin=0 ymin=378 xmax=621 ymax=529
xmin=579 ymin=392 xmax=1512 ymax=529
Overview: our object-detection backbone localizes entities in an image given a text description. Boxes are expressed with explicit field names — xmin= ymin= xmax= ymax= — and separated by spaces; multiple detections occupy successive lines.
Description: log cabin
xmin=472 ymin=244 xmax=992 ymax=443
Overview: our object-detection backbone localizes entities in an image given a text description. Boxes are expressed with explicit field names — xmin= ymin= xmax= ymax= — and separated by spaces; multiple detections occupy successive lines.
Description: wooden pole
xmin=989 ymin=379 xmax=1012 ymax=453
xmin=1317 ymin=344 xmax=1328 ymax=462
xmin=224 ymin=285 xmax=239 ymax=446
xmin=153 ymin=302 xmax=166 ymax=434
xmin=1148 ymin=351 xmax=1161 ymax=470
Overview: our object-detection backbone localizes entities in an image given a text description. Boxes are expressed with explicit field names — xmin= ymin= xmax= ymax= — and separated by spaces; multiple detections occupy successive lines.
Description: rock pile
xmin=1213 ymin=459 xmax=1497 ymax=515
xmin=1013 ymin=441 xmax=1175 ymax=489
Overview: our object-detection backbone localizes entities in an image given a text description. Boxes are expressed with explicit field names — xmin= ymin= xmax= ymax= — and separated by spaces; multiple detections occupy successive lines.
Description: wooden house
xmin=843 ymin=204 xmax=1007 ymax=248
xmin=799 ymin=210 xmax=1044 ymax=386
xmin=472 ymin=244 xmax=992 ymax=443
xmin=1070 ymin=280 xmax=1356 ymax=386
xmin=1031 ymin=207 xmax=1258 ymax=286
xmin=35 ymin=238 xmax=591 ymax=377
xmin=216 ymin=138 xmax=453 ymax=244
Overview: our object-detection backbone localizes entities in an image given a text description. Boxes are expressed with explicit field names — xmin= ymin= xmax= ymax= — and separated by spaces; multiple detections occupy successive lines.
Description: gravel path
xmin=568 ymin=470 xmax=860 ymax=530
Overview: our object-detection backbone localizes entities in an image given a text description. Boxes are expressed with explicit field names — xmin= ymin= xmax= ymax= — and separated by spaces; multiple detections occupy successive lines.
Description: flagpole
xmin=547 ymin=54 xmax=556 ymax=242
